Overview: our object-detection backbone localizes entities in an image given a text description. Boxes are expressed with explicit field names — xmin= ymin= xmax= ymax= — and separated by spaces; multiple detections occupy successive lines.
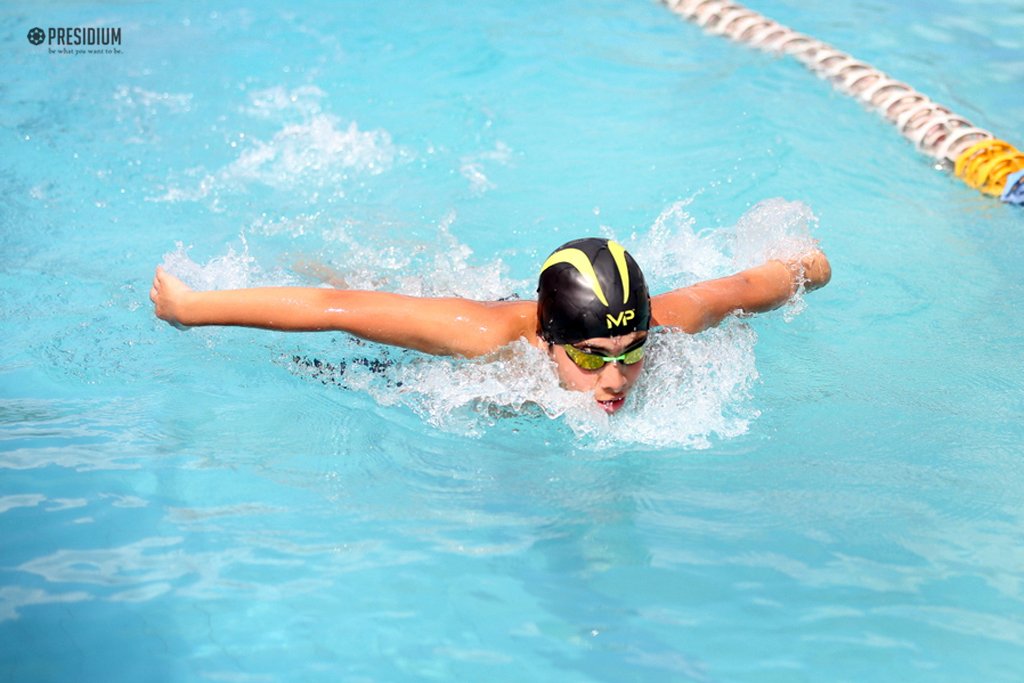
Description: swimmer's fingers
xmin=153 ymin=265 xmax=191 ymax=289
xmin=799 ymin=250 xmax=832 ymax=291
xmin=150 ymin=267 xmax=163 ymax=305
xmin=150 ymin=266 xmax=192 ymax=330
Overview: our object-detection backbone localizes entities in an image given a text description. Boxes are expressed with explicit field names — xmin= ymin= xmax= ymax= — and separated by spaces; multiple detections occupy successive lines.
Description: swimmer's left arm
xmin=651 ymin=249 xmax=831 ymax=333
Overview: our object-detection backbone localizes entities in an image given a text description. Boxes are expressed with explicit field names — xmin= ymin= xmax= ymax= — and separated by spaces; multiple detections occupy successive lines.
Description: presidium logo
xmin=26 ymin=26 xmax=123 ymax=54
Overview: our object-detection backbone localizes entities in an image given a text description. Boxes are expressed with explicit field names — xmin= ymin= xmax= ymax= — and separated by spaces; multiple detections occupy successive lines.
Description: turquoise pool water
xmin=2 ymin=0 xmax=1023 ymax=681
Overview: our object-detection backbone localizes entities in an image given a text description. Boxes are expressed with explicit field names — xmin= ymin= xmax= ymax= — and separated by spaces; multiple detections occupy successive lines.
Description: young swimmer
xmin=150 ymin=238 xmax=831 ymax=414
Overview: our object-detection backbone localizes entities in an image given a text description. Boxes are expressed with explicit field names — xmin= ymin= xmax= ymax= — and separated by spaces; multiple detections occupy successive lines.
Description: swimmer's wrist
xmin=173 ymin=290 xmax=203 ymax=326
xmin=769 ymin=258 xmax=803 ymax=297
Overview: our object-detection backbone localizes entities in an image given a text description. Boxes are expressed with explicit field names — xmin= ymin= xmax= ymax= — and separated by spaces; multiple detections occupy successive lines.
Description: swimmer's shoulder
xmin=474 ymin=298 xmax=541 ymax=351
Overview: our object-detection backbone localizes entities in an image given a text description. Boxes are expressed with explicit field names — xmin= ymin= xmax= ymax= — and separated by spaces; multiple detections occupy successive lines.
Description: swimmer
xmin=150 ymin=238 xmax=831 ymax=414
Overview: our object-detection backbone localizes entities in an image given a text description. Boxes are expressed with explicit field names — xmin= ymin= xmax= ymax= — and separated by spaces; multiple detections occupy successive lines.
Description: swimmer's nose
xmin=598 ymin=362 xmax=628 ymax=393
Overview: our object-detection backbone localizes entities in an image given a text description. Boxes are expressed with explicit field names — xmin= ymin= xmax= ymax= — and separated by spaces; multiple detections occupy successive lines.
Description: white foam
xmin=628 ymin=197 xmax=821 ymax=322
xmin=604 ymin=325 xmax=760 ymax=448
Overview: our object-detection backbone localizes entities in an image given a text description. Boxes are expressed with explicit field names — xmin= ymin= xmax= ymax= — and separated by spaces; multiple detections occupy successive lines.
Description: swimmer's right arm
xmin=149 ymin=267 xmax=537 ymax=357
xmin=651 ymin=249 xmax=832 ymax=333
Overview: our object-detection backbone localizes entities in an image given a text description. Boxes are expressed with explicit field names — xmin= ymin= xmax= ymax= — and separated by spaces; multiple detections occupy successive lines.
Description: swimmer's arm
xmin=150 ymin=267 xmax=536 ymax=357
xmin=651 ymin=250 xmax=831 ymax=333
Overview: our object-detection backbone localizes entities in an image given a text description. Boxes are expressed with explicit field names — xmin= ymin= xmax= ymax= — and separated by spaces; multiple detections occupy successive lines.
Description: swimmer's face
xmin=549 ymin=331 xmax=647 ymax=415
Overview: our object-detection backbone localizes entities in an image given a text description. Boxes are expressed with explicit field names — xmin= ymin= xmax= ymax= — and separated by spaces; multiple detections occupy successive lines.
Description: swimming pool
xmin=2 ymin=0 xmax=1023 ymax=680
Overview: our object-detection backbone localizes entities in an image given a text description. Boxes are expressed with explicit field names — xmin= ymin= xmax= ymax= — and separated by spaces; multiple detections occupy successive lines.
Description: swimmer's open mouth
xmin=597 ymin=397 xmax=626 ymax=414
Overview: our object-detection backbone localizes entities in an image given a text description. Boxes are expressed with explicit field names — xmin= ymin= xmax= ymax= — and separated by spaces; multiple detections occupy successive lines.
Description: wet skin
xmin=547 ymin=331 xmax=648 ymax=414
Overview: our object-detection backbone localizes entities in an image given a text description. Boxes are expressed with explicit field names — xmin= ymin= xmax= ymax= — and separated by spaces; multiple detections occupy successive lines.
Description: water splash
xmin=301 ymin=326 xmax=759 ymax=449
xmin=351 ymin=340 xmax=594 ymax=437
xmin=160 ymin=236 xmax=298 ymax=290
xmin=610 ymin=325 xmax=760 ymax=449
xmin=289 ymin=212 xmax=525 ymax=302
xmin=223 ymin=115 xmax=396 ymax=188
xmin=149 ymin=85 xmax=401 ymax=205
xmin=629 ymin=196 xmax=732 ymax=287
xmin=731 ymin=198 xmax=820 ymax=269
xmin=631 ymin=196 xmax=820 ymax=287
xmin=630 ymin=196 xmax=821 ymax=322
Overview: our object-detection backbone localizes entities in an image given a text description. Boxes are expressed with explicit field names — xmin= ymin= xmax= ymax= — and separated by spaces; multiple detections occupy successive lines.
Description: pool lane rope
xmin=663 ymin=0 xmax=1024 ymax=205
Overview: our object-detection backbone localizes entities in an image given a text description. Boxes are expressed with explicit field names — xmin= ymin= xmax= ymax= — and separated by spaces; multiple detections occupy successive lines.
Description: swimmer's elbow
xmin=651 ymin=290 xmax=716 ymax=334
xmin=451 ymin=326 xmax=522 ymax=358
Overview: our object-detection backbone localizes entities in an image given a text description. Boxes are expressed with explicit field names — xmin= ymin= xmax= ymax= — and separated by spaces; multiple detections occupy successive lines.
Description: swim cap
xmin=537 ymin=238 xmax=651 ymax=344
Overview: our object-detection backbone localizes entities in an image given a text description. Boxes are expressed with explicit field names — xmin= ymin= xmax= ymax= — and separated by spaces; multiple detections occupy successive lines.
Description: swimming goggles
xmin=562 ymin=341 xmax=645 ymax=371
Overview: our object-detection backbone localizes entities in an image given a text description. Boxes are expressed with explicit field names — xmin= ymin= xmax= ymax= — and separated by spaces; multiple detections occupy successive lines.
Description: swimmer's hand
xmin=150 ymin=267 xmax=193 ymax=330
xmin=790 ymin=249 xmax=832 ymax=293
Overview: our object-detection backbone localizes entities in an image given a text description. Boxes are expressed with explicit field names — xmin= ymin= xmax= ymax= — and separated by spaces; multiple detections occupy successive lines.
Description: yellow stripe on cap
xmin=606 ymin=240 xmax=630 ymax=304
xmin=540 ymin=248 xmax=608 ymax=307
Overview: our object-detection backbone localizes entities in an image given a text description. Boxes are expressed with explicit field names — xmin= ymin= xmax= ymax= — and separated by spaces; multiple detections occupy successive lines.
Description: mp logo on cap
xmin=606 ymin=309 xmax=635 ymax=329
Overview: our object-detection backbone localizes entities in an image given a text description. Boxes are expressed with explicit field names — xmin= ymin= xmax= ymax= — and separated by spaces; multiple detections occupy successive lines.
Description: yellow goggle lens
xmin=563 ymin=343 xmax=645 ymax=371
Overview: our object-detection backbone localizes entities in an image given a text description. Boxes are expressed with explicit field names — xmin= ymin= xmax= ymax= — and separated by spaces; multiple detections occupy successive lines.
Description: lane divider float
xmin=662 ymin=0 xmax=1024 ymax=205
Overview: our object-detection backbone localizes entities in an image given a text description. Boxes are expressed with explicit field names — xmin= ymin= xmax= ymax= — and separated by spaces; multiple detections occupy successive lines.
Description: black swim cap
xmin=537 ymin=238 xmax=651 ymax=344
